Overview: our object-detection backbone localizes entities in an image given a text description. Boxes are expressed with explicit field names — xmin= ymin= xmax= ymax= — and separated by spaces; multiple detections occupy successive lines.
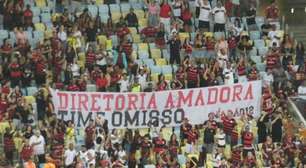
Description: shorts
xmin=199 ymin=20 xmax=210 ymax=29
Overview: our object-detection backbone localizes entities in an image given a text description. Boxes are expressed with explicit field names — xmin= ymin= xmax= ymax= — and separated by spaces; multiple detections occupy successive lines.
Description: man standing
xmin=212 ymin=0 xmax=227 ymax=33
xmin=198 ymin=0 xmax=212 ymax=32
xmin=29 ymin=130 xmax=46 ymax=164
xmin=64 ymin=143 xmax=77 ymax=168
xmin=168 ymin=32 xmax=181 ymax=65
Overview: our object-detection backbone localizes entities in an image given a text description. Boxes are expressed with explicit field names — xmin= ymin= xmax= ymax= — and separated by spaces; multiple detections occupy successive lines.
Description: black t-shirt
xmin=86 ymin=28 xmax=97 ymax=42
xmin=204 ymin=128 xmax=216 ymax=144
xmin=125 ymin=13 xmax=138 ymax=26
xmin=246 ymin=8 xmax=256 ymax=25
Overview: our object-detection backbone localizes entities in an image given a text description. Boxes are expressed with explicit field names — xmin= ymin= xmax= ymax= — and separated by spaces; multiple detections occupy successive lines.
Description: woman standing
xmin=145 ymin=0 xmax=159 ymax=27
xmin=296 ymin=42 xmax=305 ymax=66
xmin=159 ymin=0 xmax=172 ymax=35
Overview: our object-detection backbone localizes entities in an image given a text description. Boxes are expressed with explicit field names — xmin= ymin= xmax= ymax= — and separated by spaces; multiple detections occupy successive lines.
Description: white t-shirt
xmin=216 ymin=133 xmax=226 ymax=146
xmin=58 ymin=31 xmax=67 ymax=42
xmin=86 ymin=149 xmax=96 ymax=167
xmin=29 ymin=135 xmax=45 ymax=155
xmin=199 ymin=3 xmax=211 ymax=21
xmin=223 ymin=67 xmax=234 ymax=85
xmin=64 ymin=149 xmax=77 ymax=166
xmin=212 ymin=6 xmax=226 ymax=24
xmin=217 ymin=52 xmax=228 ymax=68
xmin=119 ymin=79 xmax=129 ymax=92
xmin=263 ymin=72 xmax=274 ymax=86
xmin=137 ymin=74 xmax=147 ymax=90
xmin=172 ymin=1 xmax=181 ymax=17
xmin=71 ymin=63 xmax=80 ymax=77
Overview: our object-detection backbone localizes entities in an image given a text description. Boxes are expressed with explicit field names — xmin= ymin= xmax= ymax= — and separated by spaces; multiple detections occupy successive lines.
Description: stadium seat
xmin=32 ymin=16 xmax=40 ymax=23
xmin=148 ymin=42 xmax=156 ymax=50
xmin=150 ymin=48 xmax=161 ymax=59
xmin=109 ymin=4 xmax=120 ymax=13
xmin=98 ymin=4 xmax=109 ymax=14
xmin=155 ymin=58 xmax=167 ymax=66
xmin=138 ymin=18 xmax=148 ymax=27
xmin=179 ymin=32 xmax=189 ymax=42
xmin=251 ymin=56 xmax=262 ymax=64
xmin=35 ymin=0 xmax=47 ymax=8
xmin=162 ymin=49 xmax=170 ymax=59
xmin=138 ymin=43 xmax=148 ymax=51
xmin=150 ymin=73 xmax=159 ymax=83
xmin=129 ymin=27 xmax=138 ymax=35
xmin=134 ymin=59 xmax=143 ymax=66
xmin=86 ymin=84 xmax=97 ymax=92
xmin=96 ymin=0 xmax=104 ymax=5
xmin=214 ymin=32 xmax=225 ymax=40
xmin=257 ymin=63 xmax=266 ymax=72
xmin=24 ymin=96 xmax=36 ymax=104
xmin=111 ymin=12 xmax=121 ymax=23
xmin=0 ymin=30 xmax=9 ymax=39
xmin=258 ymin=47 xmax=268 ymax=56
xmin=139 ymin=51 xmax=150 ymax=59
xmin=120 ymin=3 xmax=131 ymax=13
xmin=150 ymin=65 xmax=162 ymax=74
xmin=254 ymin=39 xmax=265 ymax=48
xmin=133 ymin=34 xmax=141 ymax=43
xmin=255 ymin=16 xmax=265 ymax=24
xmin=88 ymin=5 xmax=98 ymax=17
xmin=99 ymin=15 xmax=110 ymax=23
xmin=142 ymin=58 xmax=154 ymax=67
xmin=249 ymin=30 xmax=261 ymax=40
xmin=26 ymin=86 xmax=38 ymax=96
xmin=33 ymin=30 xmax=44 ymax=41
xmin=144 ymin=165 xmax=155 ymax=168
xmin=25 ymin=31 xmax=33 ymax=39
xmin=164 ymin=73 xmax=173 ymax=81
xmin=134 ymin=9 xmax=145 ymax=19
xmin=110 ymin=35 xmax=118 ymax=47
xmin=35 ymin=23 xmax=46 ymax=31
xmin=249 ymin=48 xmax=258 ymax=56
xmin=162 ymin=65 xmax=172 ymax=74
xmin=40 ymin=6 xmax=51 ymax=14
xmin=31 ymin=6 xmax=41 ymax=16
xmin=178 ymin=155 xmax=186 ymax=165
xmin=41 ymin=13 xmax=51 ymax=23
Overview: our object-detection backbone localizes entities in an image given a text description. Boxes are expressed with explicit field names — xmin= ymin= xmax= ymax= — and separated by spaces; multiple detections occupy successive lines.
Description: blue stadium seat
xmin=25 ymin=31 xmax=33 ymax=39
xmin=162 ymin=49 xmax=169 ymax=59
xmin=110 ymin=35 xmax=118 ymax=47
xmin=150 ymin=65 xmax=162 ymax=74
xmin=148 ymin=43 xmax=156 ymax=49
xmin=26 ymin=86 xmax=38 ymax=96
xmin=109 ymin=4 xmax=120 ymax=13
xmin=249 ymin=30 xmax=261 ymax=40
xmin=249 ymin=47 xmax=258 ymax=56
xmin=99 ymin=15 xmax=110 ymax=23
xmin=130 ymin=3 xmax=143 ymax=10
xmin=120 ymin=3 xmax=131 ymax=13
xmin=33 ymin=30 xmax=44 ymax=41
xmin=162 ymin=65 xmax=172 ymax=74
xmin=258 ymin=47 xmax=268 ymax=56
xmin=254 ymin=39 xmax=265 ymax=48
xmin=142 ymin=58 xmax=154 ymax=67
xmin=98 ymin=4 xmax=109 ymax=14
xmin=255 ymin=16 xmax=265 ymax=24
xmin=41 ymin=13 xmax=51 ymax=23
xmin=41 ymin=6 xmax=51 ymax=14
xmin=31 ymin=6 xmax=41 ymax=16
xmin=138 ymin=51 xmax=149 ymax=59
xmin=88 ymin=5 xmax=98 ymax=17
xmin=134 ymin=59 xmax=143 ymax=66
xmin=32 ymin=16 xmax=40 ymax=23
xmin=0 ymin=30 xmax=9 ymax=39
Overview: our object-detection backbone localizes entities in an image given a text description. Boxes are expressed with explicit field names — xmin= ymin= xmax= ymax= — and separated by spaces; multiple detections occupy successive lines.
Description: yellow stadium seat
xmin=155 ymin=58 xmax=167 ymax=66
xmin=111 ymin=12 xmax=122 ymax=23
xmin=131 ymin=51 xmax=138 ymax=60
xmin=151 ymin=73 xmax=159 ymax=83
xmin=204 ymin=32 xmax=213 ymax=38
xmin=44 ymin=29 xmax=52 ymax=39
xmin=134 ymin=10 xmax=145 ymax=19
xmin=24 ymin=96 xmax=36 ymax=104
xmin=133 ymin=34 xmax=141 ymax=43
xmin=138 ymin=43 xmax=148 ymax=51
xmin=162 ymin=128 xmax=172 ymax=141
xmin=129 ymin=27 xmax=138 ymax=35
xmin=35 ymin=0 xmax=47 ymax=8
xmin=151 ymin=49 xmax=161 ymax=59
xmin=164 ymin=73 xmax=173 ymax=81
xmin=78 ymin=52 xmax=86 ymax=62
xmin=139 ymin=128 xmax=149 ymax=136
xmin=96 ymin=0 xmax=104 ymax=5
xmin=77 ymin=60 xmax=85 ymax=70
xmin=181 ymin=146 xmax=186 ymax=154
xmin=188 ymin=154 xmax=199 ymax=160
xmin=179 ymin=33 xmax=189 ymax=42
xmin=97 ymin=35 xmax=107 ymax=45
xmin=35 ymin=23 xmax=46 ymax=32
xmin=0 ymin=121 xmax=10 ymax=134
xmin=139 ymin=18 xmax=148 ymax=27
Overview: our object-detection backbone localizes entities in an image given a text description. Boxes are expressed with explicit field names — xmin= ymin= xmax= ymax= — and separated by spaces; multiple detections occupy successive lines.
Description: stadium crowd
xmin=0 ymin=0 xmax=306 ymax=167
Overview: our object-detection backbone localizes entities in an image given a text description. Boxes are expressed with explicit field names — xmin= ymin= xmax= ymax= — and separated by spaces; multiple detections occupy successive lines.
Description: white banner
xmin=52 ymin=81 xmax=262 ymax=129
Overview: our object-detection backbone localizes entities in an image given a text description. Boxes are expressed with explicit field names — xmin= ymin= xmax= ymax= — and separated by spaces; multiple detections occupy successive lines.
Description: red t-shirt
xmin=182 ymin=9 xmax=192 ymax=21
xmin=96 ymin=77 xmax=108 ymax=89
xmin=160 ymin=4 xmax=171 ymax=18
xmin=265 ymin=6 xmax=279 ymax=19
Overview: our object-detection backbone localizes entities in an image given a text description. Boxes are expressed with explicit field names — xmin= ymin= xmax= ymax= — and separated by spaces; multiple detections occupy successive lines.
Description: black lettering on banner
xmin=239 ymin=108 xmax=245 ymax=115
xmin=77 ymin=111 xmax=92 ymax=127
xmin=71 ymin=111 xmax=76 ymax=122
xmin=174 ymin=109 xmax=184 ymax=124
xmin=96 ymin=112 xmax=106 ymax=117
xmin=248 ymin=106 xmax=254 ymax=115
xmin=112 ymin=111 xmax=122 ymax=127
xmin=149 ymin=110 xmax=159 ymax=127
xmin=141 ymin=110 xmax=147 ymax=126
xmin=124 ymin=111 xmax=140 ymax=127
xmin=161 ymin=110 xmax=172 ymax=125
xmin=58 ymin=110 xmax=68 ymax=120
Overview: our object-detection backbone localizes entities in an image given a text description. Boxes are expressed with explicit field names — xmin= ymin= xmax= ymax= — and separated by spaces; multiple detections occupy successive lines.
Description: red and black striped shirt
xmin=262 ymin=91 xmax=273 ymax=113
xmin=187 ymin=67 xmax=198 ymax=82
xmin=86 ymin=52 xmax=96 ymax=65
xmin=237 ymin=64 xmax=246 ymax=76
xmin=243 ymin=131 xmax=253 ymax=149
xmin=222 ymin=117 xmax=236 ymax=135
